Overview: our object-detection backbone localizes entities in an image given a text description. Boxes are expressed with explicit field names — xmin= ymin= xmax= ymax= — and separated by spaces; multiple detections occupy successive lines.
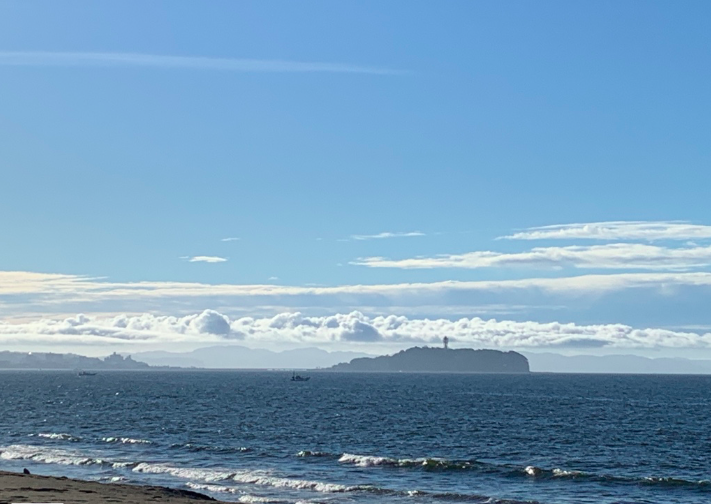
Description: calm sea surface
xmin=1 ymin=371 xmax=710 ymax=504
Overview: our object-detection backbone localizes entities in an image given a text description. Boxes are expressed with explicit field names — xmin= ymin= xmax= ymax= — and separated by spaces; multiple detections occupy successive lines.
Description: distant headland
xmin=0 ymin=351 xmax=150 ymax=370
xmin=329 ymin=346 xmax=530 ymax=373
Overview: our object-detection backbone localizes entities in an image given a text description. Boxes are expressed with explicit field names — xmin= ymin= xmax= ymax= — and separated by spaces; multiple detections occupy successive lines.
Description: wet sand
xmin=0 ymin=470 xmax=221 ymax=504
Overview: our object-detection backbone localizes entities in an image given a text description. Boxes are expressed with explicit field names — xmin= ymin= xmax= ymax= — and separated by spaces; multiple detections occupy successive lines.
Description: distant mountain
xmin=329 ymin=347 xmax=530 ymax=373
xmin=0 ymin=351 xmax=149 ymax=370
xmin=133 ymin=345 xmax=372 ymax=369
xmin=524 ymin=352 xmax=711 ymax=374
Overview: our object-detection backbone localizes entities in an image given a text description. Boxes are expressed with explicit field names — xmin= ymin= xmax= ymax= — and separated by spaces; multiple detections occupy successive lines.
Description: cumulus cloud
xmin=187 ymin=256 xmax=227 ymax=263
xmin=353 ymin=243 xmax=711 ymax=271
xmin=501 ymin=221 xmax=711 ymax=241
xmin=0 ymin=52 xmax=403 ymax=75
xmin=220 ymin=237 xmax=240 ymax=242
xmin=2 ymin=310 xmax=711 ymax=350
xmin=348 ymin=231 xmax=425 ymax=241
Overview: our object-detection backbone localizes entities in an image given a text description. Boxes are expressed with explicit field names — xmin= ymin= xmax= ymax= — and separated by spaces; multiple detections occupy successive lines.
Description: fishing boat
xmin=291 ymin=372 xmax=310 ymax=382
xmin=77 ymin=370 xmax=97 ymax=376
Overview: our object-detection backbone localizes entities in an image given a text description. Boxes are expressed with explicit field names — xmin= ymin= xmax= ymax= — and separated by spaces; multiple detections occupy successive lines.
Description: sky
xmin=1 ymin=1 xmax=711 ymax=357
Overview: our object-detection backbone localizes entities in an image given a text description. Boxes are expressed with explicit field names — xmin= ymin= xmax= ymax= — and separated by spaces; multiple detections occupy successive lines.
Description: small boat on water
xmin=291 ymin=372 xmax=310 ymax=382
xmin=78 ymin=370 xmax=97 ymax=376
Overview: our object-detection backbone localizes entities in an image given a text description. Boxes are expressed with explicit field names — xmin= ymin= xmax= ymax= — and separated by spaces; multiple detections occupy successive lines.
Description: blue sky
xmin=2 ymin=1 xmax=711 ymax=355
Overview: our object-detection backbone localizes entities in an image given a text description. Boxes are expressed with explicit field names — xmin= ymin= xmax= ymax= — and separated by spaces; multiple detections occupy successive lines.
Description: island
xmin=0 ymin=351 xmax=151 ymax=370
xmin=328 ymin=346 xmax=530 ymax=373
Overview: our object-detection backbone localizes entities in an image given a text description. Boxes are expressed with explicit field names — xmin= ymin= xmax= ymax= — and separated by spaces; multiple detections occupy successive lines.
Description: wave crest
xmin=32 ymin=433 xmax=81 ymax=442
xmin=102 ymin=436 xmax=152 ymax=445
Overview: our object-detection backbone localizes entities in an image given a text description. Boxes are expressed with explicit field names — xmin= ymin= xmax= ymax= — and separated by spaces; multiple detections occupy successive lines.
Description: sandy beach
xmin=0 ymin=470 xmax=220 ymax=504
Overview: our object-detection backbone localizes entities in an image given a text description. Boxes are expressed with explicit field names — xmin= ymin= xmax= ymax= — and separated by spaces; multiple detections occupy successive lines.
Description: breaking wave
xmin=296 ymin=450 xmax=333 ymax=458
xmin=172 ymin=442 xmax=251 ymax=454
xmin=334 ymin=451 xmax=711 ymax=491
xmin=31 ymin=432 xmax=82 ymax=442
xmin=0 ymin=444 xmax=136 ymax=469
xmin=0 ymin=444 xmax=108 ymax=466
xmin=338 ymin=452 xmax=479 ymax=470
xmin=134 ymin=462 xmax=358 ymax=493
xmin=4 ymin=443 xmax=708 ymax=499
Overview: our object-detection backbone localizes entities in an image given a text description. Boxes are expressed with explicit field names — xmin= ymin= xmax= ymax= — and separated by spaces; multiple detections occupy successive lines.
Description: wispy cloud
xmin=3 ymin=309 xmax=711 ymax=350
xmin=3 ymin=270 xmax=711 ymax=310
xmin=0 ymin=51 xmax=404 ymax=75
xmin=353 ymin=243 xmax=711 ymax=271
xmin=186 ymin=256 xmax=227 ymax=263
xmin=348 ymin=231 xmax=425 ymax=241
xmin=220 ymin=237 xmax=240 ymax=242
xmin=501 ymin=221 xmax=711 ymax=241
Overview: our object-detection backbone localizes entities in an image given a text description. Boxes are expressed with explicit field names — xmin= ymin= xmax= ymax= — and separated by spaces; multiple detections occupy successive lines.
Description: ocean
xmin=1 ymin=370 xmax=709 ymax=504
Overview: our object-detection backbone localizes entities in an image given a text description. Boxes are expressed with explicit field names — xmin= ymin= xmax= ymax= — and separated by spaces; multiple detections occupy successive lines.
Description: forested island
xmin=0 ymin=351 xmax=150 ymax=370
xmin=329 ymin=346 xmax=530 ymax=373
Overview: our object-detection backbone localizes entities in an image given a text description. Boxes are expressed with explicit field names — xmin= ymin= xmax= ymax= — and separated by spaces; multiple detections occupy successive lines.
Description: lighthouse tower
xmin=443 ymin=336 xmax=449 ymax=349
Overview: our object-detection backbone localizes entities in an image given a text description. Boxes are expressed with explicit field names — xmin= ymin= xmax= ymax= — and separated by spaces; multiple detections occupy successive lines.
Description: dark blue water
xmin=1 ymin=371 xmax=710 ymax=504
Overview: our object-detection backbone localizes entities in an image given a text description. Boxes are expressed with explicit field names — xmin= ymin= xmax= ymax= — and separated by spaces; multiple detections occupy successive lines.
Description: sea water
xmin=1 ymin=371 xmax=710 ymax=504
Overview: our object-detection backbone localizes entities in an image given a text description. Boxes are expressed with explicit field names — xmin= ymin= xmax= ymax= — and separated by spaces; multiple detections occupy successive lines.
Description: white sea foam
xmin=552 ymin=468 xmax=584 ymax=477
xmin=231 ymin=471 xmax=353 ymax=493
xmin=186 ymin=482 xmax=241 ymax=494
xmin=112 ymin=461 xmax=139 ymax=468
xmin=237 ymin=497 xmax=287 ymax=504
xmin=102 ymin=436 xmax=152 ymax=444
xmin=296 ymin=450 xmax=331 ymax=457
xmin=187 ymin=488 xmax=299 ymax=504
xmin=0 ymin=444 xmax=103 ymax=466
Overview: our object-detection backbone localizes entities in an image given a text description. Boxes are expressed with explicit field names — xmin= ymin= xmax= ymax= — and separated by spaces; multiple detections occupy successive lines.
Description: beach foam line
xmin=0 ymin=444 xmax=137 ymax=468
xmin=0 ymin=444 xmax=107 ymax=466
xmin=186 ymin=483 xmax=295 ymax=503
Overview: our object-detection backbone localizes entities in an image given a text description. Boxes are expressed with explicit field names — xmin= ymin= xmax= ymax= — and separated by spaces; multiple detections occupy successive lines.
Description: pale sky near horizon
xmin=2 ymin=1 xmax=711 ymax=356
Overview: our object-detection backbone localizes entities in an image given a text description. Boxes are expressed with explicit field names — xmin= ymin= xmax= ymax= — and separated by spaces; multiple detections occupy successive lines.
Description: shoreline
xmin=0 ymin=470 xmax=223 ymax=503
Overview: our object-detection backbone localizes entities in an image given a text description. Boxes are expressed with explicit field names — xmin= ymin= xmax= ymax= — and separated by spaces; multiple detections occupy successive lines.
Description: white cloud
xmin=187 ymin=256 xmax=227 ymax=263
xmin=3 ymin=310 xmax=711 ymax=350
xmin=220 ymin=237 xmax=240 ymax=242
xmin=3 ymin=270 xmax=711 ymax=304
xmin=348 ymin=231 xmax=425 ymax=241
xmin=501 ymin=221 xmax=711 ymax=241
xmin=353 ymin=243 xmax=711 ymax=271
xmin=0 ymin=52 xmax=403 ymax=75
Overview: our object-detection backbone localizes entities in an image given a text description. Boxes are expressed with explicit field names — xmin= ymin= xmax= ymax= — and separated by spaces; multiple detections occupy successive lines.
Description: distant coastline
xmin=0 ymin=351 xmax=152 ymax=370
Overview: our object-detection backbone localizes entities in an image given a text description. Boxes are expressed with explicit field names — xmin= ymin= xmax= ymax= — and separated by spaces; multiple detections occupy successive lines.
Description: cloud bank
xmin=2 ymin=310 xmax=711 ymax=350
xmin=501 ymin=221 xmax=711 ymax=241
xmin=0 ymin=52 xmax=403 ymax=75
